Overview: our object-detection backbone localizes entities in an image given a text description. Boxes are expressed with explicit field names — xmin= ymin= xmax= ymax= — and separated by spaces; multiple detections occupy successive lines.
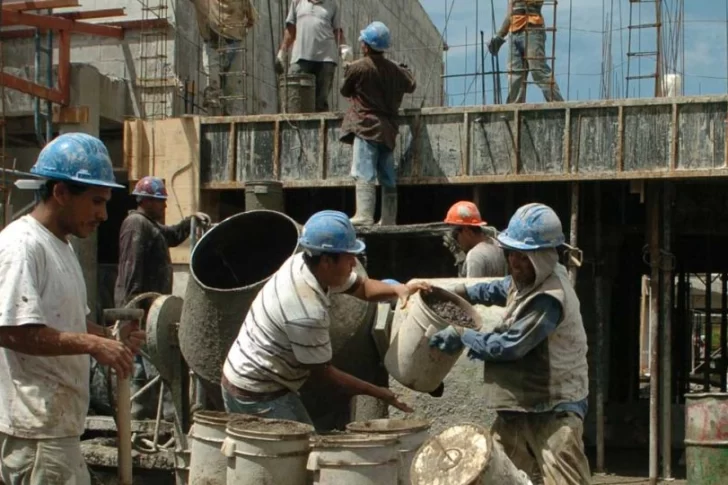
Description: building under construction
xmin=1 ymin=0 xmax=727 ymax=484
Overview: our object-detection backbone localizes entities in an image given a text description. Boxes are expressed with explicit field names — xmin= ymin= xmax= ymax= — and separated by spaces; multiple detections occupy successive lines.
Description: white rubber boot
xmin=350 ymin=183 xmax=376 ymax=226
xmin=378 ymin=186 xmax=398 ymax=226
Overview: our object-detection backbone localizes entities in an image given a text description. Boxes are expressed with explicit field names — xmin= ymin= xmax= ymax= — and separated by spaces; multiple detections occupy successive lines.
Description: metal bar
xmin=56 ymin=8 xmax=125 ymax=20
xmin=1 ymin=10 xmax=123 ymax=38
xmin=2 ymin=0 xmax=78 ymax=11
xmin=563 ymin=108 xmax=571 ymax=173
xmin=678 ymin=271 xmax=688 ymax=399
xmin=568 ymin=182 xmax=579 ymax=285
xmin=463 ymin=112 xmax=470 ymax=175
xmin=594 ymin=182 xmax=605 ymax=473
xmin=654 ymin=0 xmax=663 ymax=97
xmin=722 ymin=273 xmax=727 ymax=392
xmin=648 ymin=182 xmax=660 ymax=485
xmin=0 ymin=72 xmax=63 ymax=103
xmin=660 ymin=182 xmax=673 ymax=479
xmin=706 ymin=268 xmax=713 ymax=392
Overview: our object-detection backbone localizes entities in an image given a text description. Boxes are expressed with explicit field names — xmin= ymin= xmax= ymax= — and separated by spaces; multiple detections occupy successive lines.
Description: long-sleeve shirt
xmin=114 ymin=211 xmax=192 ymax=307
xmin=463 ymin=277 xmax=588 ymax=418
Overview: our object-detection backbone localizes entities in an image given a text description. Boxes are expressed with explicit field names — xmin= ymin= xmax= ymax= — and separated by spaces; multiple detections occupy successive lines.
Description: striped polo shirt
xmin=223 ymin=253 xmax=358 ymax=393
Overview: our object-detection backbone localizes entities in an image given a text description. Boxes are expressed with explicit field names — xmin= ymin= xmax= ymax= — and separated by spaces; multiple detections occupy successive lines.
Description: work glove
xmin=193 ymin=212 xmax=211 ymax=225
xmin=339 ymin=44 xmax=353 ymax=62
xmin=275 ymin=50 xmax=287 ymax=75
xmin=488 ymin=35 xmax=505 ymax=56
xmin=429 ymin=325 xmax=465 ymax=355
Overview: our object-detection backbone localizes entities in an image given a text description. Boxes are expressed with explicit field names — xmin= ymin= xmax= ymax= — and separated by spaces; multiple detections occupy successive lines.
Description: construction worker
xmin=444 ymin=201 xmax=508 ymax=277
xmin=430 ymin=203 xmax=591 ymax=485
xmin=276 ymin=0 xmax=351 ymax=112
xmin=222 ymin=210 xmax=430 ymax=425
xmin=341 ymin=21 xmax=416 ymax=227
xmin=488 ymin=0 xmax=564 ymax=103
xmin=114 ymin=176 xmax=210 ymax=419
xmin=0 ymin=133 xmax=144 ymax=484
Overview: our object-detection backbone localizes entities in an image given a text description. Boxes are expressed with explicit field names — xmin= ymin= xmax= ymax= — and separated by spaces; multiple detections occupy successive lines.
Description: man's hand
xmin=488 ymin=35 xmax=506 ymax=55
xmin=339 ymin=44 xmax=353 ymax=62
xmin=275 ymin=50 xmax=287 ymax=75
xmin=112 ymin=322 xmax=146 ymax=355
xmin=396 ymin=280 xmax=432 ymax=307
xmin=193 ymin=212 xmax=211 ymax=225
xmin=429 ymin=325 xmax=465 ymax=355
xmin=378 ymin=388 xmax=414 ymax=413
xmin=90 ymin=336 xmax=134 ymax=380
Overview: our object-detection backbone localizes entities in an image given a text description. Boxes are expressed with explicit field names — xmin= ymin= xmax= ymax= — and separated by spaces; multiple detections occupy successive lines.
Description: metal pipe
xmin=706 ymin=269 xmax=712 ymax=392
xmin=569 ymin=182 xmax=579 ymax=286
xmin=481 ymin=31 xmax=486 ymax=105
xmin=660 ymin=182 xmax=673 ymax=479
xmin=594 ymin=182 xmax=605 ymax=473
xmin=648 ymin=183 xmax=660 ymax=485
xmin=722 ymin=273 xmax=727 ymax=392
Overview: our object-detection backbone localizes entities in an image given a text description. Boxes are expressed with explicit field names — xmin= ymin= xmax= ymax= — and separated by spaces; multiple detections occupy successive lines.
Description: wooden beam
xmin=1 ymin=10 xmax=124 ymax=38
xmin=2 ymin=0 xmax=79 ymax=11
xmin=57 ymin=8 xmax=125 ymax=20
xmin=0 ymin=72 xmax=64 ymax=104
xmin=1 ymin=17 xmax=166 ymax=39
xmin=52 ymin=105 xmax=88 ymax=124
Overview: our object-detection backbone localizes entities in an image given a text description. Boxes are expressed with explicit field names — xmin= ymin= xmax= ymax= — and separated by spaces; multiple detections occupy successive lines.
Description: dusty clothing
xmin=507 ymin=29 xmax=563 ymax=103
xmin=286 ymin=0 xmax=340 ymax=64
xmin=289 ymin=60 xmax=336 ymax=112
xmin=483 ymin=251 xmax=589 ymax=412
xmin=510 ymin=0 xmax=544 ymax=32
xmin=340 ymin=55 xmax=416 ymax=151
xmin=491 ymin=412 xmax=591 ymax=485
xmin=193 ymin=0 xmax=256 ymax=41
xmin=0 ymin=432 xmax=90 ymax=485
xmin=460 ymin=239 xmax=508 ymax=277
xmin=350 ymin=136 xmax=396 ymax=187
xmin=0 ymin=216 xmax=89 ymax=439
xmin=114 ymin=211 xmax=192 ymax=307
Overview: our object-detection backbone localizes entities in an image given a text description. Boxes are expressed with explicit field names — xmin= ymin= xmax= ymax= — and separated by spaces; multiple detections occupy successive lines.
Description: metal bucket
xmin=410 ymin=424 xmax=531 ymax=485
xmin=188 ymin=411 xmax=232 ymax=485
xmin=308 ymin=433 xmax=400 ymax=485
xmin=223 ymin=415 xmax=314 ymax=485
xmin=346 ymin=419 xmax=431 ymax=485
xmin=245 ymin=180 xmax=284 ymax=212
xmin=179 ymin=210 xmax=300 ymax=386
xmin=685 ymin=392 xmax=728 ymax=485
xmin=384 ymin=286 xmax=483 ymax=392
xmin=279 ymin=73 xmax=316 ymax=113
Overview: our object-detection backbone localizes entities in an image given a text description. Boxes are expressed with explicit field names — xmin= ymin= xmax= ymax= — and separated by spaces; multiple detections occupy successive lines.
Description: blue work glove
xmin=429 ymin=325 xmax=465 ymax=355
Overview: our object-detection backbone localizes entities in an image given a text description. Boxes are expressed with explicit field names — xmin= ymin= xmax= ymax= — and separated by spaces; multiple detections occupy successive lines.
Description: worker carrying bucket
xmin=222 ymin=210 xmax=430 ymax=425
xmin=429 ymin=203 xmax=591 ymax=485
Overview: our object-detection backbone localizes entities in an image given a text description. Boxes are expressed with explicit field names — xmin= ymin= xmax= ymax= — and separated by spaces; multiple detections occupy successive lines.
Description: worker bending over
xmin=430 ymin=203 xmax=591 ymax=485
xmin=222 ymin=210 xmax=429 ymax=424
xmin=489 ymin=0 xmax=564 ymax=103
xmin=341 ymin=21 xmax=416 ymax=226
xmin=114 ymin=175 xmax=210 ymax=419
xmin=276 ymin=0 xmax=351 ymax=112
xmin=0 ymin=134 xmax=144 ymax=484
xmin=443 ymin=201 xmax=507 ymax=277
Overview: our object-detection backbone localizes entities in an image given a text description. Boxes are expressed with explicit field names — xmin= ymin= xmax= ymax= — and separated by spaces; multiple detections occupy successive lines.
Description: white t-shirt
xmin=0 ymin=216 xmax=90 ymax=438
xmin=286 ymin=0 xmax=340 ymax=64
xmin=223 ymin=253 xmax=357 ymax=393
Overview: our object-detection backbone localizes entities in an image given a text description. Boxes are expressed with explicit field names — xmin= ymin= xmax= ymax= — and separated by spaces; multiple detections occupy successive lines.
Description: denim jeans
xmin=350 ymin=136 xmax=397 ymax=188
xmin=222 ymin=387 xmax=314 ymax=425
xmin=507 ymin=29 xmax=564 ymax=103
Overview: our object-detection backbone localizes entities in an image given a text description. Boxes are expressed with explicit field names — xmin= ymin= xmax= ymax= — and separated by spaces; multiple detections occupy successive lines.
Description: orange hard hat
xmin=444 ymin=201 xmax=487 ymax=226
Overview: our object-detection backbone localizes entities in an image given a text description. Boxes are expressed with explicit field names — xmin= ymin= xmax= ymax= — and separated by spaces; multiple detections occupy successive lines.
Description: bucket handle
xmin=221 ymin=437 xmax=236 ymax=458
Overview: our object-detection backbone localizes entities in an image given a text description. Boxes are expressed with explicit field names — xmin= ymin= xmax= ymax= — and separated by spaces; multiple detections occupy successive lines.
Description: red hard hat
xmin=444 ymin=201 xmax=487 ymax=226
xmin=132 ymin=176 xmax=168 ymax=200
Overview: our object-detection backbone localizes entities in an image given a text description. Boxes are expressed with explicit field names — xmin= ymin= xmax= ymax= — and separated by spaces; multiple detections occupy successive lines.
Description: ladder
xmin=138 ymin=0 xmax=170 ymax=120
xmin=625 ymin=0 xmax=663 ymax=98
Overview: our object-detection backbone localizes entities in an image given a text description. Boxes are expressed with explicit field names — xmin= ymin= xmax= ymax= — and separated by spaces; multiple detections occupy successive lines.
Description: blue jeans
xmin=350 ymin=136 xmax=396 ymax=188
xmin=508 ymin=29 xmax=563 ymax=103
xmin=222 ymin=387 xmax=314 ymax=425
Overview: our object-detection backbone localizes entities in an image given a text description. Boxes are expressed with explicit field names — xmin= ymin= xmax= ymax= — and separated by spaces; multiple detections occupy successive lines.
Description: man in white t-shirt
xmin=0 ymin=133 xmax=145 ymax=485
xmin=222 ymin=210 xmax=430 ymax=424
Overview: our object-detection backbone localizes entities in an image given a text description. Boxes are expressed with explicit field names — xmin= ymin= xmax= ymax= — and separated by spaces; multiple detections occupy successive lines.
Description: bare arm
xmin=280 ymin=24 xmax=296 ymax=52
xmin=347 ymin=277 xmax=430 ymax=303
xmin=497 ymin=0 xmax=513 ymax=38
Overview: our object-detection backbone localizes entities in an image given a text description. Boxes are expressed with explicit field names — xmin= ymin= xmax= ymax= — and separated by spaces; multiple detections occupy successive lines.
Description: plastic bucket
xmin=188 ymin=411 xmax=232 ymax=484
xmin=308 ymin=433 xmax=400 ymax=485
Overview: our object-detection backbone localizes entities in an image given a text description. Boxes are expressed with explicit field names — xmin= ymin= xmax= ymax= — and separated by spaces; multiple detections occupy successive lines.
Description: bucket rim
xmin=226 ymin=416 xmax=314 ymax=439
xmin=193 ymin=410 xmax=232 ymax=426
xmin=346 ymin=418 xmax=432 ymax=435
xmin=311 ymin=432 xmax=399 ymax=448
xmin=190 ymin=209 xmax=300 ymax=292
xmin=419 ymin=286 xmax=484 ymax=330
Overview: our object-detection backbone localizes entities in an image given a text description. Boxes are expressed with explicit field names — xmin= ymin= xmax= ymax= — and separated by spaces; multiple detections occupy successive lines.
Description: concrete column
xmin=60 ymin=65 xmax=102 ymax=322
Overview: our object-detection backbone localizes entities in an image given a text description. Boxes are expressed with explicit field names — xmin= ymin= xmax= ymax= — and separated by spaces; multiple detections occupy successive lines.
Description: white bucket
xmin=410 ymin=423 xmax=533 ymax=485
xmin=174 ymin=448 xmax=190 ymax=485
xmin=223 ymin=415 xmax=313 ymax=485
xmin=188 ymin=411 xmax=231 ymax=485
xmin=308 ymin=433 xmax=400 ymax=485
xmin=384 ymin=286 xmax=483 ymax=392
xmin=346 ymin=419 xmax=431 ymax=485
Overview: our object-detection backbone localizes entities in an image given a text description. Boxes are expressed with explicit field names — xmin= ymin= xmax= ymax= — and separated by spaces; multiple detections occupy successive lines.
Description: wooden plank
xmin=3 ymin=0 xmax=79 ymax=11
xmin=52 ymin=105 xmax=88 ymax=124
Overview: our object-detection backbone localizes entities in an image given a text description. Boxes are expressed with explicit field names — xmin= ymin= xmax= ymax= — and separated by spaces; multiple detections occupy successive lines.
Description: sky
xmin=418 ymin=0 xmax=726 ymax=106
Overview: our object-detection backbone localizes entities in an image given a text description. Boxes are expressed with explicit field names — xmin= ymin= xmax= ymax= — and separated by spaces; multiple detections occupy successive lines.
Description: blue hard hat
xmin=359 ymin=21 xmax=391 ymax=52
xmin=299 ymin=210 xmax=366 ymax=255
xmin=382 ymin=279 xmax=400 ymax=285
xmin=132 ymin=176 xmax=168 ymax=200
xmin=496 ymin=203 xmax=565 ymax=251
xmin=31 ymin=133 xmax=123 ymax=189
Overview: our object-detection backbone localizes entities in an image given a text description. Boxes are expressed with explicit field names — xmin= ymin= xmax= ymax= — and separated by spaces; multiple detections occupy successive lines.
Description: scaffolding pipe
xmin=660 ymin=182 xmax=672 ymax=479
xmin=722 ymin=273 xmax=728 ymax=392
xmin=647 ymin=183 xmax=660 ymax=485
xmin=594 ymin=182 xmax=605 ymax=473
xmin=569 ymin=182 xmax=579 ymax=286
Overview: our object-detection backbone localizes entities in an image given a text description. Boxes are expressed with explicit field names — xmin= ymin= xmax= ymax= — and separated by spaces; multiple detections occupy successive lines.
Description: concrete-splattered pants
xmin=491 ymin=411 xmax=591 ymax=485
xmin=0 ymin=433 xmax=90 ymax=485
xmin=507 ymin=29 xmax=564 ymax=103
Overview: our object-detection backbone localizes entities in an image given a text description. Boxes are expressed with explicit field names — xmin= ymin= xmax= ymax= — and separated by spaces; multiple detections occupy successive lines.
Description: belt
xmin=221 ymin=375 xmax=289 ymax=402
